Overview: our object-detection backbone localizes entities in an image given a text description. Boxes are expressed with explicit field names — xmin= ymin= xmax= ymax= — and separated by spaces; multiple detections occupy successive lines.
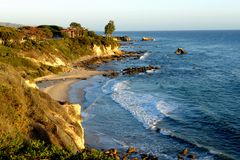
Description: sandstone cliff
xmin=0 ymin=63 xmax=85 ymax=152
xmin=93 ymin=45 xmax=121 ymax=56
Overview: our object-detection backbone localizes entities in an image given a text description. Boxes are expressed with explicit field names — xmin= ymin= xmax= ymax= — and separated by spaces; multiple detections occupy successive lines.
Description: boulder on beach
xmin=142 ymin=37 xmax=154 ymax=41
xmin=175 ymin=48 xmax=188 ymax=54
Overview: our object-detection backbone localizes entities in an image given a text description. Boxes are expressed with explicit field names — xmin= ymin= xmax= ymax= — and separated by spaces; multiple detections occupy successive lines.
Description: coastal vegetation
xmin=0 ymin=23 xmax=118 ymax=79
xmin=0 ymin=139 xmax=115 ymax=159
xmin=104 ymin=20 xmax=116 ymax=36
xmin=0 ymin=22 xmax=121 ymax=159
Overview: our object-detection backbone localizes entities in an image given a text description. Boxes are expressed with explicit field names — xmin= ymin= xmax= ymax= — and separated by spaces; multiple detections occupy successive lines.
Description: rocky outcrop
xmin=50 ymin=103 xmax=84 ymax=152
xmin=103 ymin=71 xmax=119 ymax=78
xmin=73 ymin=51 xmax=144 ymax=69
xmin=25 ymin=56 xmax=66 ymax=67
xmin=175 ymin=48 xmax=188 ymax=55
xmin=30 ymin=102 xmax=85 ymax=153
xmin=142 ymin=37 xmax=154 ymax=41
xmin=103 ymin=147 xmax=158 ymax=160
xmin=127 ymin=147 xmax=137 ymax=154
xmin=178 ymin=148 xmax=197 ymax=160
xmin=114 ymin=36 xmax=131 ymax=42
xmin=122 ymin=65 xmax=159 ymax=75
xmin=93 ymin=45 xmax=121 ymax=57
xmin=25 ymin=80 xmax=39 ymax=89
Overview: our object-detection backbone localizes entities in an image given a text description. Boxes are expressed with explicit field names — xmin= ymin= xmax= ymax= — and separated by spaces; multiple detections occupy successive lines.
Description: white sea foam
xmin=110 ymin=81 xmax=175 ymax=130
xmin=156 ymin=101 xmax=175 ymax=116
xmin=101 ymin=79 xmax=117 ymax=94
xmin=193 ymin=142 xmax=230 ymax=159
xmin=160 ymin=128 xmax=173 ymax=136
xmin=81 ymin=111 xmax=96 ymax=121
xmin=146 ymin=69 xmax=155 ymax=73
xmin=112 ymin=138 xmax=128 ymax=148
xmin=140 ymin=52 xmax=150 ymax=60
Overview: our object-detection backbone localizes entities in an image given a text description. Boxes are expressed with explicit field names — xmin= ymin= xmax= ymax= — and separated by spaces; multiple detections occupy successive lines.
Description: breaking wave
xmin=140 ymin=52 xmax=150 ymax=60
xmin=106 ymin=80 xmax=176 ymax=130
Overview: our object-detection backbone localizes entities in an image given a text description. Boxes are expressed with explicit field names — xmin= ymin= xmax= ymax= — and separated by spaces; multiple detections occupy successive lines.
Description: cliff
xmin=0 ymin=25 xmax=121 ymax=155
xmin=0 ymin=63 xmax=85 ymax=152
xmin=0 ymin=43 xmax=121 ymax=150
xmin=93 ymin=44 xmax=121 ymax=56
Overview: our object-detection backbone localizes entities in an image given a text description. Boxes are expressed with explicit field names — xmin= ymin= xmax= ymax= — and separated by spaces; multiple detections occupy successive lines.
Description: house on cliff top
xmin=61 ymin=28 xmax=76 ymax=38
xmin=61 ymin=27 xmax=86 ymax=38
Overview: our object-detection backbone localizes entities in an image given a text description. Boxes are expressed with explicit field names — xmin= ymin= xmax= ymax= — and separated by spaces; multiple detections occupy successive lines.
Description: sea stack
xmin=175 ymin=48 xmax=188 ymax=54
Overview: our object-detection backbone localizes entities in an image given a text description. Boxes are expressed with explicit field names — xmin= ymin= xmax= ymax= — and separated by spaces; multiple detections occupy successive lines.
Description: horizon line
xmin=98 ymin=29 xmax=240 ymax=32
xmin=1 ymin=21 xmax=239 ymax=32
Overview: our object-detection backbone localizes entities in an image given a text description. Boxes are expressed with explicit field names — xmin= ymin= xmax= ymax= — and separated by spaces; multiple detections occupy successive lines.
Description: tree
xmin=69 ymin=22 xmax=84 ymax=38
xmin=70 ymin=22 xmax=82 ymax=29
xmin=104 ymin=20 xmax=115 ymax=36
xmin=39 ymin=28 xmax=53 ymax=39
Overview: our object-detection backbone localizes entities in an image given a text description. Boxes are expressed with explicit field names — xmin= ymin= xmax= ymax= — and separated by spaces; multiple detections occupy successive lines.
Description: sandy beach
xmin=35 ymin=51 xmax=137 ymax=102
xmin=36 ymin=67 xmax=106 ymax=102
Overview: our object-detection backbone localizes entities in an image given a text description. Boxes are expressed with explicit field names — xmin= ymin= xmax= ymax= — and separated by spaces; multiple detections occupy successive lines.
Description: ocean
xmin=69 ymin=31 xmax=240 ymax=160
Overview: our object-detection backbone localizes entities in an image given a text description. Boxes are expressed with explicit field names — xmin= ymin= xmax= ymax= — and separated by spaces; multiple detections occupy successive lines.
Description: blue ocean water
xmin=70 ymin=31 xmax=240 ymax=160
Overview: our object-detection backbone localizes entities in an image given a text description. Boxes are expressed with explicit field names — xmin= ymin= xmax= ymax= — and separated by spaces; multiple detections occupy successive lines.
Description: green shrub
xmin=0 ymin=46 xmax=14 ymax=57
xmin=0 ymin=139 xmax=72 ymax=159
xmin=37 ymin=25 xmax=63 ymax=38
xmin=0 ymin=26 xmax=21 ymax=45
xmin=0 ymin=139 xmax=116 ymax=160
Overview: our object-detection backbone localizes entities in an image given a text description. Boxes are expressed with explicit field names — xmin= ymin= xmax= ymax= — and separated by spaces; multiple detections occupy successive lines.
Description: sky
xmin=0 ymin=0 xmax=240 ymax=31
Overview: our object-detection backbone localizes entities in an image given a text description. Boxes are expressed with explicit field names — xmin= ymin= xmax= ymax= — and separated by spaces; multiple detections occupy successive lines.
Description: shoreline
xmin=36 ymin=67 xmax=106 ymax=102
xmin=35 ymin=50 xmax=156 ymax=150
xmin=36 ymin=50 xmax=142 ymax=102
xmin=35 ymin=54 xmax=125 ymax=150
xmin=35 ymin=50 xmax=149 ymax=152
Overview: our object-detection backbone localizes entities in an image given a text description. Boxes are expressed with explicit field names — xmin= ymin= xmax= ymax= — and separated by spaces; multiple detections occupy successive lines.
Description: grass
xmin=0 ymin=139 xmax=115 ymax=160
xmin=0 ymin=45 xmax=65 ymax=79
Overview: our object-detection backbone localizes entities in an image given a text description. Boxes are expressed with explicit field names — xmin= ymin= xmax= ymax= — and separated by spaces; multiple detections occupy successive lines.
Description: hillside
xmin=0 ymin=23 xmax=121 ymax=159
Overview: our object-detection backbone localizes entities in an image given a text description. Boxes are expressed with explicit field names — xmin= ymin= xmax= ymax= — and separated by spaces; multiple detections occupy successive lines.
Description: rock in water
xmin=127 ymin=147 xmax=137 ymax=154
xmin=122 ymin=65 xmax=159 ymax=75
xmin=175 ymin=48 xmax=188 ymax=54
xmin=180 ymin=148 xmax=189 ymax=156
xmin=114 ymin=36 xmax=131 ymax=41
xmin=121 ymin=36 xmax=131 ymax=41
xmin=105 ymin=148 xmax=118 ymax=155
xmin=187 ymin=154 xmax=197 ymax=159
xmin=103 ymin=71 xmax=119 ymax=78
xmin=178 ymin=154 xmax=184 ymax=160
xmin=142 ymin=37 xmax=154 ymax=41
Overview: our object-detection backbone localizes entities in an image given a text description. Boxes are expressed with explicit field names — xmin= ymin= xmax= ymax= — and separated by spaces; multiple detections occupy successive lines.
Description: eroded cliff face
xmin=25 ymin=56 xmax=66 ymax=67
xmin=20 ymin=45 xmax=120 ymax=69
xmin=93 ymin=45 xmax=121 ymax=56
xmin=42 ymin=103 xmax=85 ymax=152
xmin=0 ymin=64 xmax=84 ymax=152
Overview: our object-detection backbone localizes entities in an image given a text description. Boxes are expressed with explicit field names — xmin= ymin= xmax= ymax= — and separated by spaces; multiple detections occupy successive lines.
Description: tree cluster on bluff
xmin=0 ymin=21 xmax=117 ymax=47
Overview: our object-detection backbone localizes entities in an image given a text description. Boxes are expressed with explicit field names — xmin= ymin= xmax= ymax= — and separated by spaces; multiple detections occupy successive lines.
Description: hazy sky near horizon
xmin=0 ymin=0 xmax=240 ymax=31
